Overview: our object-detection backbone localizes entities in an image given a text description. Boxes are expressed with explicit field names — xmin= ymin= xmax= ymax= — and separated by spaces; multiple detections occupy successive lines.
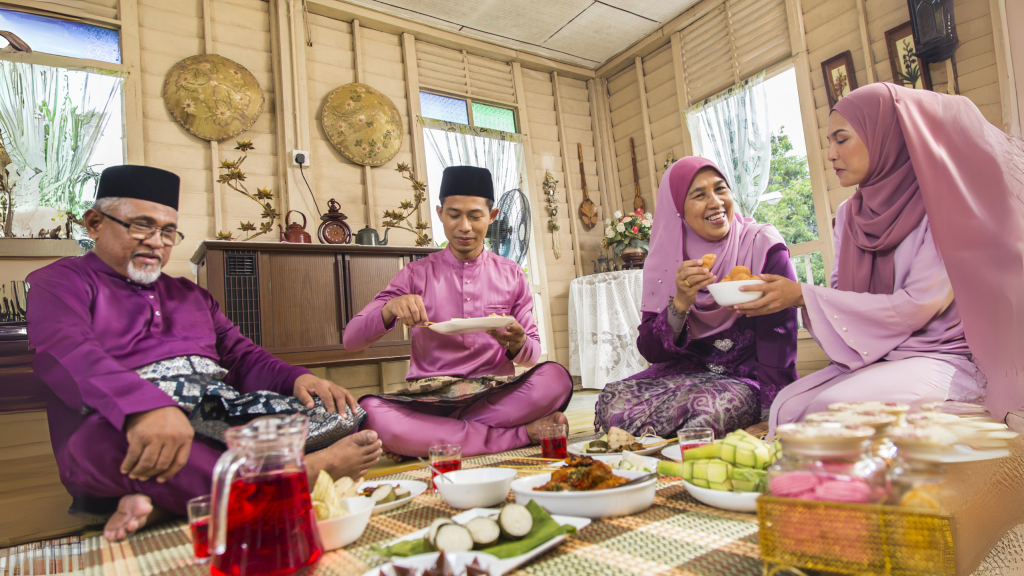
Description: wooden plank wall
xmin=607 ymin=68 xmax=654 ymax=211
xmin=139 ymin=0 xmax=278 ymax=279
xmin=643 ymin=44 xmax=688 ymax=186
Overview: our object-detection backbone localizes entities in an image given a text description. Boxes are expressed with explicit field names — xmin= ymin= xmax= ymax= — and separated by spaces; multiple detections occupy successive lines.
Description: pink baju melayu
xmin=343 ymin=247 xmax=572 ymax=457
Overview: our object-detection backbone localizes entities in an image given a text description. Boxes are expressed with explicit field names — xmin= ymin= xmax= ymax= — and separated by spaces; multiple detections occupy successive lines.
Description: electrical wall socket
xmin=292 ymin=150 xmax=310 ymax=167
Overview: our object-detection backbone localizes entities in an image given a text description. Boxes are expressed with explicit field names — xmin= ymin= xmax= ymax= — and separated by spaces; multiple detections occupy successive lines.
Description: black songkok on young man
xmin=95 ymin=165 xmax=181 ymax=211
xmin=438 ymin=166 xmax=494 ymax=202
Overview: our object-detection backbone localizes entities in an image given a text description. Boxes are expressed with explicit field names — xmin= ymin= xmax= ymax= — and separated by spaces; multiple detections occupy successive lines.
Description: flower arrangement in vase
xmin=602 ymin=208 xmax=652 ymax=266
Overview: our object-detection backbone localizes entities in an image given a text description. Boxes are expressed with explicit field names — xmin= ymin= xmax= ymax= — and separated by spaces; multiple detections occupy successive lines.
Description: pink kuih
xmin=770 ymin=472 xmax=878 ymax=504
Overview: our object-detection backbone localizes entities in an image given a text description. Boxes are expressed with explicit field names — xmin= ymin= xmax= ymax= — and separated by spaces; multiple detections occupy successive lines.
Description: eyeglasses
xmin=100 ymin=211 xmax=185 ymax=246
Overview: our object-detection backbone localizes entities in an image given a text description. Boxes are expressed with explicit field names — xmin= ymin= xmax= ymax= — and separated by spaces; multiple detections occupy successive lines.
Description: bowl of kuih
xmin=706 ymin=266 xmax=765 ymax=306
xmin=318 ymin=496 xmax=375 ymax=550
xmin=436 ymin=468 xmax=518 ymax=509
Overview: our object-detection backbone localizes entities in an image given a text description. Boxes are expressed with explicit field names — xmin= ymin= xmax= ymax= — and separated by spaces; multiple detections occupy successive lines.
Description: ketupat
xmin=685 ymin=430 xmax=773 ymax=470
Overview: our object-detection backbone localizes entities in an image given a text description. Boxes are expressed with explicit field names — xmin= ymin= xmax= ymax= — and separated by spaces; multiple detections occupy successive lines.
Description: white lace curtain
xmin=685 ymin=73 xmax=771 ymax=217
xmin=418 ymin=116 xmax=524 ymax=199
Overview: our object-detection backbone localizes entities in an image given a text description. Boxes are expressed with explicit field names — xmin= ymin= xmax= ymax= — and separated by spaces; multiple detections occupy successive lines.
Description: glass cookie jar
xmin=886 ymin=426 xmax=952 ymax=513
xmin=805 ymin=410 xmax=899 ymax=461
xmin=768 ymin=423 xmax=891 ymax=504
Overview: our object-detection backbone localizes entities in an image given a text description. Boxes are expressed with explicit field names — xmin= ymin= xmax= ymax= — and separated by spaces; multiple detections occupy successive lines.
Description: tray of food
xmin=568 ymin=427 xmax=668 ymax=456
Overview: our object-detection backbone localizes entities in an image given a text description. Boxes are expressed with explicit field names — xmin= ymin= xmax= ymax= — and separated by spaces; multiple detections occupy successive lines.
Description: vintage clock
xmin=317 ymin=199 xmax=353 ymax=244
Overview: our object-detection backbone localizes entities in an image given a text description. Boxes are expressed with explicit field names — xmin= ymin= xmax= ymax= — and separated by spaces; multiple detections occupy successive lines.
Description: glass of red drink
xmin=538 ymin=423 xmax=568 ymax=459
xmin=187 ymin=495 xmax=211 ymax=563
xmin=677 ymin=427 xmax=715 ymax=457
xmin=428 ymin=444 xmax=462 ymax=492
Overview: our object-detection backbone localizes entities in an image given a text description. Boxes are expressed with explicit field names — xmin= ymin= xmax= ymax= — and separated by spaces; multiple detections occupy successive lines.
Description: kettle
xmin=592 ymin=255 xmax=611 ymax=274
xmin=210 ymin=414 xmax=323 ymax=576
xmin=354 ymin=225 xmax=390 ymax=246
xmin=279 ymin=210 xmax=313 ymax=243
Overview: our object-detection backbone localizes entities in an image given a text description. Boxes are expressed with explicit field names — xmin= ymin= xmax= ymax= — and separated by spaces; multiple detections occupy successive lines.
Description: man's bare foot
xmin=525 ymin=412 xmax=568 ymax=444
xmin=103 ymin=494 xmax=153 ymax=542
xmin=308 ymin=430 xmax=383 ymax=481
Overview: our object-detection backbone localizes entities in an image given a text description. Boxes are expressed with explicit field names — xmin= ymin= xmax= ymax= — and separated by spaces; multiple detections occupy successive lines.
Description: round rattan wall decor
xmin=321 ymin=82 xmax=403 ymax=166
xmin=162 ymin=54 xmax=265 ymax=142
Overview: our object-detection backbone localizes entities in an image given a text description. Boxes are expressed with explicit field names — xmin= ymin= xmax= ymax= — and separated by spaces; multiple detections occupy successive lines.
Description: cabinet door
xmin=266 ymin=252 xmax=342 ymax=350
xmin=345 ymin=254 xmax=407 ymax=346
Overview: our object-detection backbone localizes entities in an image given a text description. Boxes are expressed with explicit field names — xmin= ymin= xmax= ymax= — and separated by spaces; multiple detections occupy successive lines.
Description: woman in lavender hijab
xmin=594 ymin=157 xmax=799 ymax=438
xmin=732 ymin=83 xmax=1024 ymax=433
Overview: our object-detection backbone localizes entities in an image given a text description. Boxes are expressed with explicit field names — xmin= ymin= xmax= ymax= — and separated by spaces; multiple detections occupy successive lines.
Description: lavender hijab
xmin=833 ymin=83 xmax=1024 ymax=421
xmin=641 ymin=157 xmax=786 ymax=339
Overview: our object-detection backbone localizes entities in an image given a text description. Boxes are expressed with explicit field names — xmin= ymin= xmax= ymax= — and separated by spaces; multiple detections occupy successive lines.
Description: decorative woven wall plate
xmin=321 ymin=82 xmax=403 ymax=166
xmin=162 ymin=54 xmax=265 ymax=142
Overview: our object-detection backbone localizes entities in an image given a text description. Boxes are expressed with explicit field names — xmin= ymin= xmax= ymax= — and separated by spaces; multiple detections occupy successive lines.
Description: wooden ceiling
xmin=337 ymin=0 xmax=703 ymax=68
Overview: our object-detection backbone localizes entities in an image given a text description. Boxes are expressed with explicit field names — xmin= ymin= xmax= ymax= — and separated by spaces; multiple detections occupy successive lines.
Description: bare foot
xmin=525 ymin=412 xmax=568 ymax=444
xmin=307 ymin=430 xmax=383 ymax=481
xmin=383 ymin=451 xmax=406 ymax=463
xmin=103 ymin=494 xmax=153 ymax=542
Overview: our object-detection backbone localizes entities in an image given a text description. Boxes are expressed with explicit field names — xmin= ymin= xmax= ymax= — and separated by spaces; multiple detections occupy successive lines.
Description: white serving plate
xmin=568 ymin=436 xmax=667 ymax=457
xmin=706 ymin=279 xmax=766 ymax=306
xmin=902 ymin=444 xmax=1011 ymax=463
xmin=372 ymin=508 xmax=591 ymax=575
xmin=681 ymin=479 xmax=760 ymax=513
xmin=362 ymin=480 xmax=428 ymax=515
xmin=661 ymin=444 xmax=684 ymax=462
xmin=361 ymin=552 xmax=501 ymax=576
xmin=428 ymin=317 xmax=514 ymax=335
xmin=511 ymin=470 xmax=656 ymax=519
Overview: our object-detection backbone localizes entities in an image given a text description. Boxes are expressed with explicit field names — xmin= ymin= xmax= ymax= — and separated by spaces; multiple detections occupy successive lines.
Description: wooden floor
xmin=366 ymin=390 xmax=600 ymax=478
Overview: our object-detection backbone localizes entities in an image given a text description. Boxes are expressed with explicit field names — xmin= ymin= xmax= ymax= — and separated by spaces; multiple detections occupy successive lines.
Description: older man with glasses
xmin=25 ymin=165 xmax=382 ymax=542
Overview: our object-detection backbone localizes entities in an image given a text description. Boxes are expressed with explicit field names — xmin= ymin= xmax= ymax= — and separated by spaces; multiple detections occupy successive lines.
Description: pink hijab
xmin=641 ymin=156 xmax=786 ymax=339
xmin=834 ymin=83 xmax=1024 ymax=422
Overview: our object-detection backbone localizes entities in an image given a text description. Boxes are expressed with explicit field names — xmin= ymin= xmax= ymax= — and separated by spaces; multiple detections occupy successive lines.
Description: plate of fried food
xmin=705 ymin=257 xmax=766 ymax=307
xmin=568 ymin=427 xmax=668 ymax=456
xmin=428 ymin=315 xmax=514 ymax=335
xmin=510 ymin=456 xmax=657 ymax=518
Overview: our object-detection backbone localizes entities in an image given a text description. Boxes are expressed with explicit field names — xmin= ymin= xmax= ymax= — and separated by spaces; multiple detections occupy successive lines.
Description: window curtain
xmin=418 ymin=116 xmax=524 ymax=197
xmin=685 ymin=73 xmax=771 ymax=218
xmin=0 ymin=61 xmax=122 ymax=237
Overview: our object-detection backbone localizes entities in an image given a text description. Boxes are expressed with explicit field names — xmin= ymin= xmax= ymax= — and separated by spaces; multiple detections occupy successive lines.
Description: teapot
xmin=210 ymin=414 xmax=323 ymax=576
xmin=279 ymin=210 xmax=313 ymax=243
xmin=354 ymin=225 xmax=390 ymax=246
xmin=592 ymin=255 xmax=612 ymax=274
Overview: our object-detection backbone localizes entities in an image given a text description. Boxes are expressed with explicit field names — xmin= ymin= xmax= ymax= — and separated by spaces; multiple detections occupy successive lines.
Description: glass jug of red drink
xmin=210 ymin=414 xmax=323 ymax=576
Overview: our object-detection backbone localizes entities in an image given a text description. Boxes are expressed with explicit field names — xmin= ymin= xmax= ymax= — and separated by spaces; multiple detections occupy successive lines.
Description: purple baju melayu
xmin=26 ymin=252 xmax=310 ymax=515
xmin=344 ymin=247 xmax=572 ymax=457
xmin=768 ymin=205 xmax=985 ymax=432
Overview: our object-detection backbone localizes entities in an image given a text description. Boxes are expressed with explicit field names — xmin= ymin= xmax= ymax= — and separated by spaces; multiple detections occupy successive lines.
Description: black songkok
xmin=96 ymin=165 xmax=180 ymax=211
xmin=438 ymin=166 xmax=494 ymax=202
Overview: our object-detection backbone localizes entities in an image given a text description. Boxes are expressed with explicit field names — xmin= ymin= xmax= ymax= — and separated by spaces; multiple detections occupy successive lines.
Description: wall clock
xmin=318 ymin=199 xmax=352 ymax=244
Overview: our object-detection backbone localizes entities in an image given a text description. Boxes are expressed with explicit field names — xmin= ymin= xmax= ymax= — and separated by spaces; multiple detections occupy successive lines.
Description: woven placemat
xmin=80 ymin=443 xmax=764 ymax=576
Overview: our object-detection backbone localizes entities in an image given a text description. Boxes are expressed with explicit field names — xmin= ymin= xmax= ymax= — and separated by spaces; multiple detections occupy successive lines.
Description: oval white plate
xmin=361 ymin=552 xmax=500 ymax=576
xmin=511 ymin=470 xmax=656 ymax=519
xmin=568 ymin=436 xmax=666 ymax=457
xmin=428 ymin=317 xmax=514 ymax=335
xmin=681 ymin=479 xmax=760 ymax=513
xmin=706 ymin=279 xmax=766 ymax=306
xmin=661 ymin=444 xmax=683 ymax=462
xmin=564 ymin=454 xmax=660 ymax=473
xmin=361 ymin=480 xmax=428 ymax=515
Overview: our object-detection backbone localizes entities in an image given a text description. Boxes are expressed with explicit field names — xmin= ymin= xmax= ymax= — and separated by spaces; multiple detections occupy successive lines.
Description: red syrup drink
xmin=540 ymin=436 xmax=568 ymax=459
xmin=190 ymin=516 xmax=210 ymax=559
xmin=210 ymin=470 xmax=323 ymax=576
xmin=680 ymin=441 xmax=711 ymax=456
xmin=430 ymin=458 xmax=462 ymax=491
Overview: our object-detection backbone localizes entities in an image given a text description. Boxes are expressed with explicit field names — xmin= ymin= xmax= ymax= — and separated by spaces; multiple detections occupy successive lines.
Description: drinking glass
xmin=187 ymin=495 xmax=211 ymax=563
xmin=428 ymin=444 xmax=462 ymax=491
xmin=677 ymin=427 xmax=715 ymax=458
xmin=538 ymin=424 xmax=568 ymax=459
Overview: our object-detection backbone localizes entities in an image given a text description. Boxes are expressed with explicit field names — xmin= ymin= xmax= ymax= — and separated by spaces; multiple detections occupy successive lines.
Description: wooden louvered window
xmin=416 ymin=41 xmax=517 ymax=106
xmin=676 ymin=0 xmax=791 ymax=106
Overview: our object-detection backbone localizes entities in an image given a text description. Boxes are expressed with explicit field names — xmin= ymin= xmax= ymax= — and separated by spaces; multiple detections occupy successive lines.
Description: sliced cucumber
xmin=434 ymin=524 xmax=474 ymax=552
xmin=498 ymin=504 xmax=534 ymax=539
xmin=465 ymin=517 xmax=500 ymax=548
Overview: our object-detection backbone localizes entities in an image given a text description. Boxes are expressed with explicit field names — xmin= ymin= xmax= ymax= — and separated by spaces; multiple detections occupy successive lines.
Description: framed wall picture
xmin=885 ymin=21 xmax=932 ymax=90
xmin=821 ymin=51 xmax=858 ymax=107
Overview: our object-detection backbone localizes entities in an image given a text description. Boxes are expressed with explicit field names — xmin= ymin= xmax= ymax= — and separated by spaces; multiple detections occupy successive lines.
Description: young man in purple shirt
xmin=26 ymin=165 xmax=382 ymax=542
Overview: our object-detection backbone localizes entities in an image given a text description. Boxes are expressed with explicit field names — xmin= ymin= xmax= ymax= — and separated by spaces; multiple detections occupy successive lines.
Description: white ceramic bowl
xmin=681 ymin=479 xmax=760 ymax=513
xmin=317 ymin=496 xmax=375 ymax=551
xmin=510 ymin=470 xmax=656 ymax=519
xmin=706 ymin=279 xmax=766 ymax=306
xmin=436 ymin=468 xmax=517 ymax=509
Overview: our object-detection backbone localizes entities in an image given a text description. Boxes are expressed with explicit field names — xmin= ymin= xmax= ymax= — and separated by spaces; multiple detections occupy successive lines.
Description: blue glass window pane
xmin=471 ymin=102 xmax=516 ymax=132
xmin=0 ymin=9 xmax=121 ymax=64
xmin=420 ymin=91 xmax=468 ymax=124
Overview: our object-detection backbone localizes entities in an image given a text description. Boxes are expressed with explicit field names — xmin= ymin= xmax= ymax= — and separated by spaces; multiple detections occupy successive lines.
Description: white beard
xmin=127 ymin=260 xmax=162 ymax=285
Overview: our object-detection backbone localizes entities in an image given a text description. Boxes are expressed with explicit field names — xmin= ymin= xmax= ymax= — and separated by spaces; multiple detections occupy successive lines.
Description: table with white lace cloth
xmin=568 ymin=270 xmax=650 ymax=389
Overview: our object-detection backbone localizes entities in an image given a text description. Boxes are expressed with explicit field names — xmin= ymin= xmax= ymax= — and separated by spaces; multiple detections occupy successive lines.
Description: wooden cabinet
xmin=191 ymin=241 xmax=440 ymax=368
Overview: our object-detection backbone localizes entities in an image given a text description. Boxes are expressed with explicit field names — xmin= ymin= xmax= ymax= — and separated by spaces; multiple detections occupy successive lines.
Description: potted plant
xmin=602 ymin=209 xmax=652 ymax=267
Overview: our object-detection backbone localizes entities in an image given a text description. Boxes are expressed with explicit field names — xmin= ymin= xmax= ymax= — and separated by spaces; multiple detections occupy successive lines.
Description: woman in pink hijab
xmin=594 ymin=157 xmax=799 ymax=438
xmin=733 ymin=83 xmax=1024 ymax=433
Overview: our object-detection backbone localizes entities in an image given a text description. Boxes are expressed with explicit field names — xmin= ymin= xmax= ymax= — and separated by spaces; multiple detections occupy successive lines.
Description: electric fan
xmin=488 ymin=188 xmax=531 ymax=265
